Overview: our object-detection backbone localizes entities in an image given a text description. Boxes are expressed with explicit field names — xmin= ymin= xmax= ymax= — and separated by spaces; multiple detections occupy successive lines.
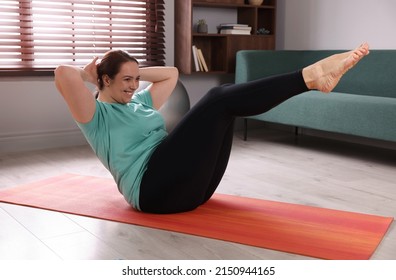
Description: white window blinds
xmin=0 ymin=0 xmax=165 ymax=75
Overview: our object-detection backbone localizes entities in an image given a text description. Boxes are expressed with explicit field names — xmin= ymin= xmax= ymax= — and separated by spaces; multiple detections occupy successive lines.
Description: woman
xmin=55 ymin=43 xmax=369 ymax=214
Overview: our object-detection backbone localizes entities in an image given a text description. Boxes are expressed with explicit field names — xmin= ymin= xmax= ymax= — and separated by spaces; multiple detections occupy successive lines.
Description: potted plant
xmin=197 ymin=19 xmax=208 ymax=34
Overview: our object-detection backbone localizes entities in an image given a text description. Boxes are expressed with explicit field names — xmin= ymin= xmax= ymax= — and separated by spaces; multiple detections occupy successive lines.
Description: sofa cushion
xmin=249 ymin=91 xmax=396 ymax=142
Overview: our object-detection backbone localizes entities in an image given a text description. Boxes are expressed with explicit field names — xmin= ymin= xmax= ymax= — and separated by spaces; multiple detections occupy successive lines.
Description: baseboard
xmin=0 ymin=129 xmax=87 ymax=155
xmin=300 ymin=127 xmax=396 ymax=151
xmin=241 ymin=120 xmax=396 ymax=151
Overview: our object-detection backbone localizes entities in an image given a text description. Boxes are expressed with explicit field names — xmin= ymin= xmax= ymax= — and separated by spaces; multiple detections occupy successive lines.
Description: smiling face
xmin=100 ymin=61 xmax=140 ymax=104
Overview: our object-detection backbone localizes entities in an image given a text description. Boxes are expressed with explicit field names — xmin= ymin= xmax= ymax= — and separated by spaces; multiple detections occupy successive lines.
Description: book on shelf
xmin=218 ymin=23 xmax=252 ymax=35
xmin=191 ymin=45 xmax=208 ymax=72
xmin=197 ymin=49 xmax=208 ymax=72
xmin=192 ymin=45 xmax=200 ymax=71
xmin=219 ymin=23 xmax=249 ymax=27
xmin=220 ymin=29 xmax=251 ymax=35
xmin=218 ymin=23 xmax=251 ymax=29
xmin=196 ymin=49 xmax=204 ymax=71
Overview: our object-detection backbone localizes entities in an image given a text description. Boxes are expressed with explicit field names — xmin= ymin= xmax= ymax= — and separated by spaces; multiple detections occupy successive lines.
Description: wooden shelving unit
xmin=175 ymin=0 xmax=277 ymax=74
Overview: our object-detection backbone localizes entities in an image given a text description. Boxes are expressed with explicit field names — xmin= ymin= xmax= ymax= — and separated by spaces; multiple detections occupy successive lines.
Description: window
xmin=0 ymin=0 xmax=165 ymax=76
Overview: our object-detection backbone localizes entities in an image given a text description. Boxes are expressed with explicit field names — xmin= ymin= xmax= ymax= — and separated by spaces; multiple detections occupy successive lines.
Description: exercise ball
xmin=137 ymin=80 xmax=191 ymax=132
xmin=159 ymin=80 xmax=191 ymax=132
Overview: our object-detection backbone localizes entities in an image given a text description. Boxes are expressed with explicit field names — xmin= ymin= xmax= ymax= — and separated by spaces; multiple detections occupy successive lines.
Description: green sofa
xmin=235 ymin=50 xmax=396 ymax=143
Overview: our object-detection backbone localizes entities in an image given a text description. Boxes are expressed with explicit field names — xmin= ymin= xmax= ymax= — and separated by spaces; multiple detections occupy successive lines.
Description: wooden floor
xmin=0 ymin=128 xmax=395 ymax=260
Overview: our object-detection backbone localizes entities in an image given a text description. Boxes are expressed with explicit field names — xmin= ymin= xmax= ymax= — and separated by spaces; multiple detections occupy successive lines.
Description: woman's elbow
xmin=54 ymin=64 xmax=65 ymax=75
xmin=172 ymin=66 xmax=179 ymax=78
xmin=170 ymin=66 xmax=179 ymax=85
xmin=54 ymin=65 xmax=67 ymax=83
xmin=54 ymin=66 xmax=63 ymax=88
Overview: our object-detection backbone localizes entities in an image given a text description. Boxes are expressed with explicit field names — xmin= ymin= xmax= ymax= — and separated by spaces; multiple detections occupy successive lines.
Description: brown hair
xmin=96 ymin=50 xmax=138 ymax=91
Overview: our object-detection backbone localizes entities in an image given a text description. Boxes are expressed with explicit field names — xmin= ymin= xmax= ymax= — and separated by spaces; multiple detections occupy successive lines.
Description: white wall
xmin=277 ymin=0 xmax=396 ymax=50
xmin=0 ymin=76 xmax=83 ymax=154
xmin=1 ymin=0 xmax=396 ymax=154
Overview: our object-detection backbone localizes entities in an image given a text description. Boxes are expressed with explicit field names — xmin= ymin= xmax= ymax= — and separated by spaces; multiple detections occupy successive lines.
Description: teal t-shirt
xmin=77 ymin=89 xmax=168 ymax=210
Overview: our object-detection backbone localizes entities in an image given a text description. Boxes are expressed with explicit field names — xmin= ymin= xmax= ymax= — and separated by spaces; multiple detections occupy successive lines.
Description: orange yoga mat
xmin=0 ymin=173 xmax=392 ymax=260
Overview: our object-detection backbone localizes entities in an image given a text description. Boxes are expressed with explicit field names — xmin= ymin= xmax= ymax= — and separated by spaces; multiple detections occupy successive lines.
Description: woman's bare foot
xmin=302 ymin=43 xmax=370 ymax=93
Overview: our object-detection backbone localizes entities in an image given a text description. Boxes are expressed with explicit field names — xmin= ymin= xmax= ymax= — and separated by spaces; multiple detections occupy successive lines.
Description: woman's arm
xmin=54 ymin=58 xmax=98 ymax=123
xmin=139 ymin=66 xmax=179 ymax=110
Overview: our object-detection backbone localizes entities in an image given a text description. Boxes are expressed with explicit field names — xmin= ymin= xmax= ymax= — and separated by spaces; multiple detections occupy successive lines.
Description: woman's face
xmin=106 ymin=61 xmax=140 ymax=104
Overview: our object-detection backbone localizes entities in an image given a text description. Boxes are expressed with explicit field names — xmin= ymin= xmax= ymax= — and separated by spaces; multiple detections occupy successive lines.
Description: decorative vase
xmin=248 ymin=0 xmax=263 ymax=5
xmin=197 ymin=23 xmax=208 ymax=34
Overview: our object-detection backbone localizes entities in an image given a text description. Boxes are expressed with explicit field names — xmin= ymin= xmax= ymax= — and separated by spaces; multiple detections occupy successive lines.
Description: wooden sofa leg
xmin=294 ymin=126 xmax=301 ymax=144
xmin=244 ymin=119 xmax=248 ymax=141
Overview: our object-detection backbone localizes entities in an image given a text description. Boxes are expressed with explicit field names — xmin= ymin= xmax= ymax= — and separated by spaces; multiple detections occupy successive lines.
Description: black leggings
xmin=139 ymin=70 xmax=308 ymax=213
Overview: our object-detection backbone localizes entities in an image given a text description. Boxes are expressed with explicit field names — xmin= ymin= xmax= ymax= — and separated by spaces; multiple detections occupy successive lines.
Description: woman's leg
xmin=139 ymin=44 xmax=370 ymax=213
xmin=139 ymin=71 xmax=307 ymax=213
